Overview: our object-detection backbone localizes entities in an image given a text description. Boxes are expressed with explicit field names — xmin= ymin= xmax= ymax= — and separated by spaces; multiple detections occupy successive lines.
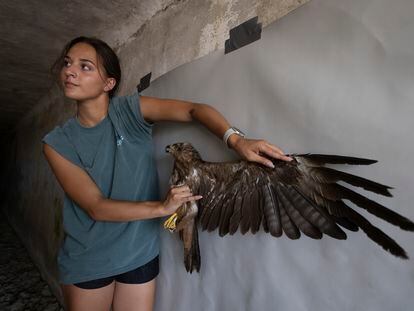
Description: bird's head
xmin=165 ymin=142 xmax=202 ymax=163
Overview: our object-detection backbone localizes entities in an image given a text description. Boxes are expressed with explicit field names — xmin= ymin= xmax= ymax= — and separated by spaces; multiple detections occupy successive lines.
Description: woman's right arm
xmin=42 ymin=143 xmax=201 ymax=222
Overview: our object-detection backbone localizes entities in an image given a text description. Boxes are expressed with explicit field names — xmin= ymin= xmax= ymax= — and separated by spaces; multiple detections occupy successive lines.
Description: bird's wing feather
xmin=194 ymin=153 xmax=414 ymax=259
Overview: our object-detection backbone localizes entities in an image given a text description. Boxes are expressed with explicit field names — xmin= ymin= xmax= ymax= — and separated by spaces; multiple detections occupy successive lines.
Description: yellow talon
xmin=164 ymin=213 xmax=178 ymax=232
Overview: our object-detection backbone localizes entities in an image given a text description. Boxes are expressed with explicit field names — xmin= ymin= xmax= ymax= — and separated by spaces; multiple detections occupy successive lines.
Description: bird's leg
xmin=164 ymin=203 xmax=187 ymax=232
xmin=164 ymin=180 xmax=187 ymax=232
xmin=164 ymin=213 xmax=178 ymax=232
xmin=163 ymin=201 xmax=198 ymax=233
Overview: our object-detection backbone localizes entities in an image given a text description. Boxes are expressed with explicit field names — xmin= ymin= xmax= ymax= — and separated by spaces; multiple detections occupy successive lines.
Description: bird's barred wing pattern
xmin=195 ymin=154 xmax=414 ymax=259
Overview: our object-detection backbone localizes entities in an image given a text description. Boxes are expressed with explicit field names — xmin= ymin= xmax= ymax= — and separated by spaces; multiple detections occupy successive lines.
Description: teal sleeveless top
xmin=41 ymin=90 xmax=160 ymax=284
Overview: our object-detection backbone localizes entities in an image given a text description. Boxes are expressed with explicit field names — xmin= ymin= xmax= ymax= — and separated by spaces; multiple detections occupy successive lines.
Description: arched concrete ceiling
xmin=0 ymin=0 xmax=177 ymax=134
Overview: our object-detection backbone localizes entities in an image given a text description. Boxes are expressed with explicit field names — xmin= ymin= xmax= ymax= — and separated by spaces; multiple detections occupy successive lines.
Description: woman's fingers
xmin=173 ymin=192 xmax=202 ymax=201
xmin=259 ymin=143 xmax=293 ymax=162
xmin=263 ymin=141 xmax=285 ymax=155
xmin=171 ymin=184 xmax=190 ymax=192
xmin=162 ymin=184 xmax=202 ymax=216
xmin=265 ymin=143 xmax=289 ymax=158
xmin=169 ymin=185 xmax=202 ymax=202
xmin=249 ymin=152 xmax=275 ymax=168
xmin=238 ymin=139 xmax=293 ymax=167
xmin=184 ymin=195 xmax=203 ymax=202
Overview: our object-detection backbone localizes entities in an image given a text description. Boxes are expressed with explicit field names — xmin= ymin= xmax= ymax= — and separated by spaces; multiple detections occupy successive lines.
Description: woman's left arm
xmin=140 ymin=95 xmax=293 ymax=168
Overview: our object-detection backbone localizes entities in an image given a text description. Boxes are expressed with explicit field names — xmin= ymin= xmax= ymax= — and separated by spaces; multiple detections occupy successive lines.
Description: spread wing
xmin=194 ymin=153 xmax=414 ymax=259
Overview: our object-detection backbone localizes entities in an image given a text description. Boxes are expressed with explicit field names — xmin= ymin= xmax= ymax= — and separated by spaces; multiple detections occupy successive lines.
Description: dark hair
xmin=50 ymin=36 xmax=121 ymax=98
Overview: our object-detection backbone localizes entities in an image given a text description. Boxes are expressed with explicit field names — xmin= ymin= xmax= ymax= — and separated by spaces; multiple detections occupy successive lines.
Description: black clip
xmin=225 ymin=16 xmax=262 ymax=54
xmin=137 ymin=72 xmax=152 ymax=92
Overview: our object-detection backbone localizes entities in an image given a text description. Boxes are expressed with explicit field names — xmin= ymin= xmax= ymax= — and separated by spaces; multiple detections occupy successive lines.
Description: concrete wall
xmin=0 ymin=0 xmax=308 ymax=305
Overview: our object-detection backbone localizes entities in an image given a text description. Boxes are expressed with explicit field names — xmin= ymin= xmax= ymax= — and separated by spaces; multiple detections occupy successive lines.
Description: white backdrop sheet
xmin=141 ymin=0 xmax=414 ymax=310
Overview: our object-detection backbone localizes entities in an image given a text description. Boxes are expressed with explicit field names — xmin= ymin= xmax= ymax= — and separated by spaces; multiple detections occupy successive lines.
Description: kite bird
xmin=163 ymin=142 xmax=414 ymax=273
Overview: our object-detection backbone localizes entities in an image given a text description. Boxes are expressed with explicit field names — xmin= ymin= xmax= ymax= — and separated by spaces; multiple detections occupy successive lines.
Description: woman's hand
xmin=160 ymin=184 xmax=202 ymax=216
xmin=228 ymin=135 xmax=293 ymax=168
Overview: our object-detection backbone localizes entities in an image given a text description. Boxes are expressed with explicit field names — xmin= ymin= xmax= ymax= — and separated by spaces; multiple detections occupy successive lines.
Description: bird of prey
xmin=163 ymin=142 xmax=414 ymax=273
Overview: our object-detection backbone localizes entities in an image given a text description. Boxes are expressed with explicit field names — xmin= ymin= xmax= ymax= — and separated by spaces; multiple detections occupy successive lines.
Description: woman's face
xmin=60 ymin=42 xmax=115 ymax=101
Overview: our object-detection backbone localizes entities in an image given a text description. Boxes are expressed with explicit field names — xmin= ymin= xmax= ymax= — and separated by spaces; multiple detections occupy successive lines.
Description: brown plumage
xmin=164 ymin=142 xmax=414 ymax=273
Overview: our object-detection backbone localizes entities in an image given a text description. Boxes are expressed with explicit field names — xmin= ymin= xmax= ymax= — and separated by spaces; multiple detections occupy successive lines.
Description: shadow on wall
xmin=0 ymin=132 xmax=19 ymax=217
xmin=0 ymin=112 xmax=67 ymax=305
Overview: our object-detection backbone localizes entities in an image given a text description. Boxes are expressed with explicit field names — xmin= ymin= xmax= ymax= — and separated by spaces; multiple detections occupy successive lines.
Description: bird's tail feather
xmin=183 ymin=219 xmax=201 ymax=273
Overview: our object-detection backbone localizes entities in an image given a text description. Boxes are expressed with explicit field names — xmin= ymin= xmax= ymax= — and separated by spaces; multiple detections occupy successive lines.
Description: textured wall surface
xmin=0 ymin=0 xmax=174 ymax=134
xmin=0 ymin=0 xmax=307 ymax=134
xmin=141 ymin=0 xmax=414 ymax=310
xmin=0 ymin=0 xmax=308 ymax=306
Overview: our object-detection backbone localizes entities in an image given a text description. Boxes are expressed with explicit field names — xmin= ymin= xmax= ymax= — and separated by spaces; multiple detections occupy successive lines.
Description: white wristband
xmin=223 ymin=127 xmax=246 ymax=148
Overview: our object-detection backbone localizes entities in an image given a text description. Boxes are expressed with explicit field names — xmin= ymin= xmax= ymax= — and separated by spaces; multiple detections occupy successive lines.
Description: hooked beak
xmin=165 ymin=145 xmax=171 ymax=153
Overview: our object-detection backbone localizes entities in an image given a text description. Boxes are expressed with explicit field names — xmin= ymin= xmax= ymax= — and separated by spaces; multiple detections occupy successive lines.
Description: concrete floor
xmin=0 ymin=214 xmax=63 ymax=311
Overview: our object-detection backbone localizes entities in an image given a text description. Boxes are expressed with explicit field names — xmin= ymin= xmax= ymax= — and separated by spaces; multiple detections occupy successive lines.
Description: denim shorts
xmin=73 ymin=255 xmax=159 ymax=289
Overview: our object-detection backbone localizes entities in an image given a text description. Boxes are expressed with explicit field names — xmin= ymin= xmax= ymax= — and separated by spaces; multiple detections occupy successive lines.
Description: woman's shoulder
xmin=41 ymin=120 xmax=83 ymax=169
xmin=42 ymin=117 xmax=75 ymax=139
xmin=42 ymin=116 xmax=80 ymax=150
xmin=109 ymin=90 xmax=152 ymax=136
xmin=110 ymin=90 xmax=138 ymax=107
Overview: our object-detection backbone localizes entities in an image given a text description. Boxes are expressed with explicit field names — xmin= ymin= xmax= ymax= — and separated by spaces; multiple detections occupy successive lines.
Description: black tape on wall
xmin=225 ymin=16 xmax=262 ymax=54
xmin=137 ymin=72 xmax=152 ymax=92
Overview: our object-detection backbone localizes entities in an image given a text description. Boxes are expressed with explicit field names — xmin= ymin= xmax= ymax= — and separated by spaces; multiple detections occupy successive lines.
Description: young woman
xmin=42 ymin=36 xmax=293 ymax=311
